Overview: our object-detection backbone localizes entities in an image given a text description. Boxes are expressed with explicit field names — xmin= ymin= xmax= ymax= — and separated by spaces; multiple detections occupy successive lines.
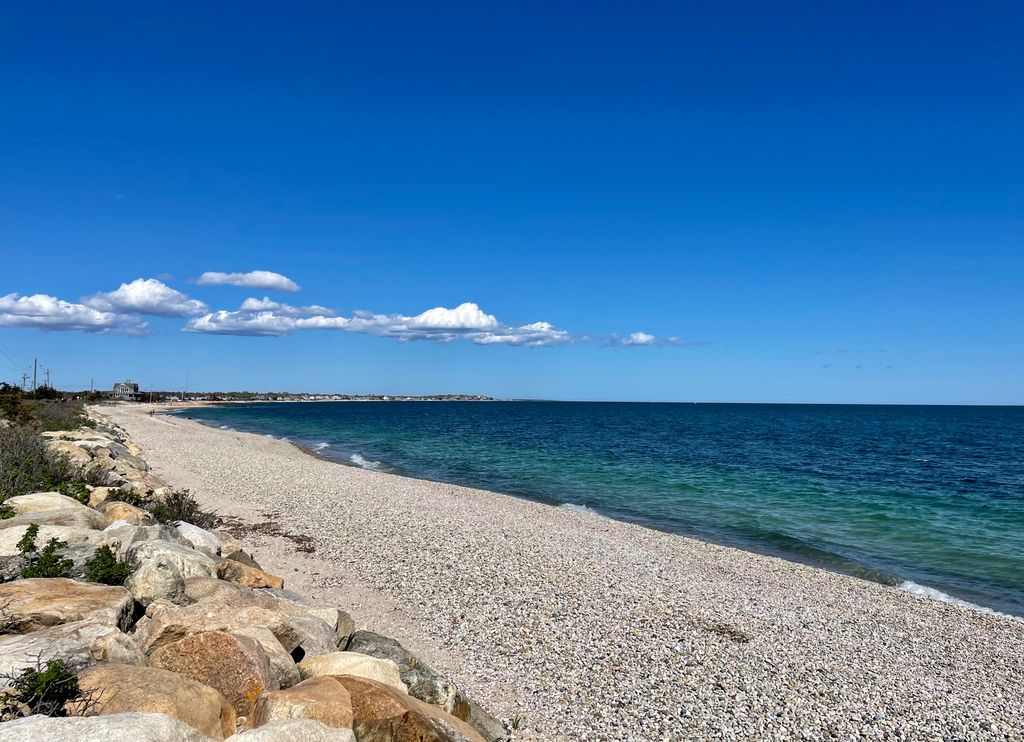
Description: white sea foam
xmin=898 ymin=581 xmax=1022 ymax=622
xmin=314 ymin=442 xmax=330 ymax=451
xmin=559 ymin=503 xmax=604 ymax=517
xmin=350 ymin=453 xmax=383 ymax=471
xmin=218 ymin=425 xmax=230 ymax=430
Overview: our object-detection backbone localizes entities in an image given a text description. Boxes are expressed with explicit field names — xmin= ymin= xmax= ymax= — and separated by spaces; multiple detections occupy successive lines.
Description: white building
xmin=112 ymin=380 xmax=140 ymax=400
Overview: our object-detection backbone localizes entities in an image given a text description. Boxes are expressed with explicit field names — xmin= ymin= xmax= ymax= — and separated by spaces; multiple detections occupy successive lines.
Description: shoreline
xmin=101 ymin=403 xmax=1024 ymax=740
xmin=167 ymin=404 xmax=1020 ymax=621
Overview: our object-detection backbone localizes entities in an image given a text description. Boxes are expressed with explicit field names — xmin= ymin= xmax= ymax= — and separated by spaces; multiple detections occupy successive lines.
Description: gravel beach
xmin=100 ymin=404 xmax=1024 ymax=741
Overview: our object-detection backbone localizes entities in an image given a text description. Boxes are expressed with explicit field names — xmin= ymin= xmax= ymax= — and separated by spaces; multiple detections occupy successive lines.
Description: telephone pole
xmin=44 ymin=368 xmax=51 ymax=388
xmin=21 ymin=373 xmax=29 ymax=390
xmin=32 ymin=359 xmax=37 ymax=392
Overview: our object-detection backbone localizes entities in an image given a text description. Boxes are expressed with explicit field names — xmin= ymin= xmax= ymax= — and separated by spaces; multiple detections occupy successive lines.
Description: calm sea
xmin=173 ymin=401 xmax=1024 ymax=616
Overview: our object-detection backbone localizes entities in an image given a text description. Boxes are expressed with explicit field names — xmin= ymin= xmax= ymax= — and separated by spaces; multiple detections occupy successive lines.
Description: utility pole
xmin=45 ymin=368 xmax=51 ymax=388
xmin=21 ymin=373 xmax=29 ymax=390
xmin=32 ymin=358 xmax=37 ymax=392
xmin=90 ymin=379 xmax=94 ymax=393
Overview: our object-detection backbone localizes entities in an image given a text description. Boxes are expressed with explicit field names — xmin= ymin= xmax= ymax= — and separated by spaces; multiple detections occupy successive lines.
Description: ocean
xmin=172 ymin=401 xmax=1024 ymax=617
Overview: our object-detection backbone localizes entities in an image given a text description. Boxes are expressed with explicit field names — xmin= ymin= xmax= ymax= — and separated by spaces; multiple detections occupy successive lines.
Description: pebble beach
xmin=102 ymin=404 xmax=1024 ymax=742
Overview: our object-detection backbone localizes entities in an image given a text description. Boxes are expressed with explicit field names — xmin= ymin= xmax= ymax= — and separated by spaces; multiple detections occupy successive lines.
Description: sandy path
xmin=100 ymin=404 xmax=1024 ymax=741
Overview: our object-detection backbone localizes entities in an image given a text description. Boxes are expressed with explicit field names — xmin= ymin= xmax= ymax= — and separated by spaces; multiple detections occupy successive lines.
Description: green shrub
xmin=0 ymin=659 xmax=82 ymax=719
xmin=29 ymin=400 xmax=88 ymax=432
xmin=0 ymin=504 xmax=15 ymax=520
xmin=56 ymin=481 xmax=90 ymax=505
xmin=106 ymin=487 xmax=147 ymax=507
xmin=83 ymin=546 xmax=131 ymax=586
xmin=0 ymin=383 xmax=29 ymax=425
xmin=149 ymin=489 xmax=218 ymax=530
xmin=0 ymin=426 xmax=73 ymax=502
xmin=19 ymin=524 xmax=73 ymax=579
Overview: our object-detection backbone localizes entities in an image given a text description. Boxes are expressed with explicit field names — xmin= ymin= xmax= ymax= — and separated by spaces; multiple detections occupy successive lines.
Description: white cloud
xmin=196 ymin=270 xmax=300 ymax=292
xmin=0 ymin=293 xmax=148 ymax=335
xmin=238 ymin=297 xmax=336 ymax=317
xmin=85 ymin=278 xmax=207 ymax=317
xmin=184 ymin=301 xmax=572 ymax=346
xmin=184 ymin=310 xmax=296 ymax=336
xmin=609 ymin=331 xmax=696 ymax=347
xmin=623 ymin=331 xmax=657 ymax=346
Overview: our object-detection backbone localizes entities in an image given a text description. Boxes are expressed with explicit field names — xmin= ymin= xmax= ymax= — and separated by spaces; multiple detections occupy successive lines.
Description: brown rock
xmin=232 ymin=625 xmax=302 ymax=689
xmin=0 ymin=507 xmax=107 ymax=531
xmin=218 ymin=558 xmax=285 ymax=590
xmin=184 ymin=576 xmax=259 ymax=607
xmin=88 ymin=486 xmax=117 ymax=508
xmin=48 ymin=440 xmax=94 ymax=466
xmin=149 ymin=630 xmax=278 ymax=716
xmin=100 ymin=500 xmax=155 ymax=526
xmin=5 ymin=491 xmax=88 ymax=515
xmin=247 ymin=676 xmax=353 ymax=730
xmin=76 ymin=662 xmax=236 ymax=740
xmin=337 ymin=676 xmax=485 ymax=742
xmin=0 ymin=578 xmax=133 ymax=633
xmin=298 ymin=652 xmax=406 ymax=692
xmin=133 ymin=603 xmax=303 ymax=654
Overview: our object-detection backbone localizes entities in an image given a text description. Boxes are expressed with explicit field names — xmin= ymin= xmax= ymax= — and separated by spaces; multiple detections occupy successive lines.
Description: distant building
xmin=112 ymin=380 xmax=140 ymax=400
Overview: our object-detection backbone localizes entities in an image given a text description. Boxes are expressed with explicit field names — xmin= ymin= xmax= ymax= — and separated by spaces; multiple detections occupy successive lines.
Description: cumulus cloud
xmin=0 ymin=293 xmax=148 ymax=335
xmin=85 ymin=278 xmax=207 ymax=317
xmin=184 ymin=301 xmax=572 ymax=346
xmin=196 ymin=270 xmax=300 ymax=292
xmin=238 ymin=297 xmax=336 ymax=317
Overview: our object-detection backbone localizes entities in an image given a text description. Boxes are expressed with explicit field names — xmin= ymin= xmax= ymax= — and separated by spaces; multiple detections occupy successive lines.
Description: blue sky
xmin=1 ymin=1 xmax=1021 ymax=403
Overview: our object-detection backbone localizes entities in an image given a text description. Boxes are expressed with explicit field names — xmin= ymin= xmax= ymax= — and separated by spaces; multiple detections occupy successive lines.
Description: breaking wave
xmin=350 ymin=453 xmax=384 ymax=471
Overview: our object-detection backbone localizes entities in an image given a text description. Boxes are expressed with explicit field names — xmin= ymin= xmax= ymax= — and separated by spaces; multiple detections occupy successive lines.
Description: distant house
xmin=112 ymin=380 xmax=140 ymax=400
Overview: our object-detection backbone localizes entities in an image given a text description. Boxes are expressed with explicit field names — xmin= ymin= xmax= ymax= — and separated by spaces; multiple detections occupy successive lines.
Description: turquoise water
xmin=174 ymin=402 xmax=1024 ymax=616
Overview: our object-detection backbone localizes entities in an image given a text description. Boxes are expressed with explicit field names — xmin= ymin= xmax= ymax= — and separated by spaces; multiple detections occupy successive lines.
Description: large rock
xmin=338 ymin=676 xmax=486 ymax=742
xmin=247 ymin=676 xmax=353 ymax=730
xmin=125 ymin=555 xmax=187 ymax=606
xmin=99 ymin=500 xmax=155 ymax=526
xmin=126 ymin=539 xmax=218 ymax=579
xmin=102 ymin=522 xmax=184 ymax=557
xmin=0 ymin=620 xmax=142 ymax=684
xmin=285 ymin=613 xmax=339 ymax=662
xmin=0 ymin=524 xmax=104 ymax=557
xmin=227 ymin=719 xmax=355 ymax=741
xmin=345 ymin=632 xmax=505 ymax=741
xmin=176 ymin=521 xmax=222 ymax=557
xmin=256 ymin=589 xmax=353 ymax=645
xmin=76 ymin=663 xmax=236 ymax=740
xmin=133 ymin=603 xmax=303 ymax=654
xmin=219 ymin=559 xmax=284 ymax=589
xmin=0 ymin=578 xmax=133 ymax=633
xmin=239 ymin=591 xmax=338 ymax=660
xmin=0 ymin=712 xmax=215 ymax=741
xmin=0 ymin=507 xmax=107 ymax=531
xmin=231 ymin=626 xmax=301 ymax=689
xmin=347 ymin=631 xmax=456 ymax=710
xmin=298 ymin=652 xmax=407 ymax=692
xmin=5 ymin=491 xmax=89 ymax=515
xmin=88 ymin=486 xmax=118 ymax=508
xmin=451 ymin=694 xmax=510 ymax=742
xmin=48 ymin=440 xmax=94 ymax=465
xmin=185 ymin=576 xmax=259 ymax=607
xmin=149 ymin=630 xmax=278 ymax=716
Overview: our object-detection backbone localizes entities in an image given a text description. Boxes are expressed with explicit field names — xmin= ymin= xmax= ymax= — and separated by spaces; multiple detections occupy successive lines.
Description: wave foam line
xmin=898 ymin=581 xmax=1021 ymax=622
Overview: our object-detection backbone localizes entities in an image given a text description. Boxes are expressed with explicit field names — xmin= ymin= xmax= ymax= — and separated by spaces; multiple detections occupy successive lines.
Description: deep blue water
xmin=173 ymin=402 xmax=1024 ymax=616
